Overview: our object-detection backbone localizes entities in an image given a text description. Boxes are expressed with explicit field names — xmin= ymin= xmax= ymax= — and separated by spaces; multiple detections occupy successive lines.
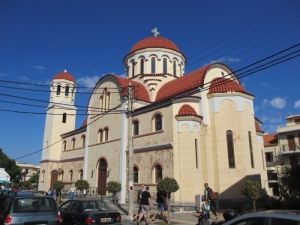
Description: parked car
xmin=212 ymin=210 xmax=300 ymax=225
xmin=59 ymin=199 xmax=122 ymax=225
xmin=0 ymin=192 xmax=62 ymax=225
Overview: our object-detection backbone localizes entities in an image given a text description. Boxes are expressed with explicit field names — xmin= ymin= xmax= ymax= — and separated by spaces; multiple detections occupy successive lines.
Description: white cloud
xmin=254 ymin=106 xmax=259 ymax=112
xmin=260 ymin=115 xmax=268 ymax=122
xmin=18 ymin=76 xmax=29 ymax=81
xmin=270 ymin=97 xmax=286 ymax=109
xmin=77 ymin=76 xmax=100 ymax=88
xmin=33 ymin=65 xmax=46 ymax=70
xmin=294 ymin=100 xmax=300 ymax=108
xmin=262 ymin=99 xmax=269 ymax=108
xmin=269 ymin=117 xmax=281 ymax=123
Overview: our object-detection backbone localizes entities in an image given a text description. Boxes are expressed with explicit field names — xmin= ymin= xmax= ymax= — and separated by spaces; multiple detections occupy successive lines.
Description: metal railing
xmin=281 ymin=144 xmax=299 ymax=152
xmin=266 ymin=161 xmax=275 ymax=167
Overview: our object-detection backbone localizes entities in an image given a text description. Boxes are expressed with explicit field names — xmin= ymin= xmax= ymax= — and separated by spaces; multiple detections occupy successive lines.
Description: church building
xmin=38 ymin=29 xmax=268 ymax=203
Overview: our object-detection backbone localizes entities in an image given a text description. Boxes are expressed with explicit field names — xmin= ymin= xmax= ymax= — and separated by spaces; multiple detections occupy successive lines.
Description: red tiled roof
xmin=52 ymin=71 xmax=75 ymax=82
xmin=178 ymin=104 xmax=198 ymax=116
xmin=114 ymin=76 xmax=150 ymax=102
xmin=81 ymin=117 xmax=88 ymax=128
xmin=156 ymin=64 xmax=212 ymax=101
xmin=208 ymin=77 xmax=247 ymax=94
xmin=255 ymin=123 xmax=264 ymax=133
xmin=130 ymin=37 xmax=180 ymax=53
xmin=263 ymin=134 xmax=278 ymax=147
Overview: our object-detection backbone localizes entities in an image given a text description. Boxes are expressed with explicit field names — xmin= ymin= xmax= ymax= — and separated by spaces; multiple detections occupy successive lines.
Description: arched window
xmin=154 ymin=114 xmax=162 ymax=131
xmin=79 ymin=170 xmax=83 ymax=180
xmin=63 ymin=141 xmax=67 ymax=151
xmin=104 ymin=127 xmax=109 ymax=141
xmin=140 ymin=59 xmax=144 ymax=74
xmin=132 ymin=61 xmax=135 ymax=77
xmin=173 ymin=61 xmax=177 ymax=76
xmin=134 ymin=166 xmax=138 ymax=183
xmin=163 ymin=58 xmax=167 ymax=73
xmin=99 ymin=129 xmax=103 ymax=143
xmin=226 ymin=130 xmax=235 ymax=168
xmin=72 ymin=138 xmax=76 ymax=150
xmin=65 ymin=86 xmax=69 ymax=96
xmin=100 ymin=96 xmax=104 ymax=112
xmin=106 ymin=93 xmax=110 ymax=110
xmin=155 ymin=165 xmax=162 ymax=183
xmin=41 ymin=171 xmax=45 ymax=182
xmin=59 ymin=170 xmax=64 ymax=181
xmin=62 ymin=113 xmax=67 ymax=123
xmin=56 ymin=85 xmax=61 ymax=95
xmin=69 ymin=170 xmax=73 ymax=181
xmin=81 ymin=135 xmax=86 ymax=148
xmin=151 ymin=57 xmax=156 ymax=73
xmin=133 ymin=120 xmax=139 ymax=136
xmin=248 ymin=131 xmax=254 ymax=168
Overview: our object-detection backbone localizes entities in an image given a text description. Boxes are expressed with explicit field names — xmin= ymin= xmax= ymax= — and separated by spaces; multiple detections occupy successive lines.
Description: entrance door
xmin=287 ymin=135 xmax=296 ymax=150
xmin=97 ymin=159 xmax=107 ymax=195
xmin=50 ymin=170 xmax=59 ymax=187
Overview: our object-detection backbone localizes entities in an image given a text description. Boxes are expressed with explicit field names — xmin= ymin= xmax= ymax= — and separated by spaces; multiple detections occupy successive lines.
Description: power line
xmin=13 ymin=103 xmax=123 ymax=160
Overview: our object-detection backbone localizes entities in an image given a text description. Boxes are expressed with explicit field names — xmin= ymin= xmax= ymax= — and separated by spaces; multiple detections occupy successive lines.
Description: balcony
xmin=280 ymin=144 xmax=300 ymax=156
xmin=266 ymin=161 xmax=276 ymax=171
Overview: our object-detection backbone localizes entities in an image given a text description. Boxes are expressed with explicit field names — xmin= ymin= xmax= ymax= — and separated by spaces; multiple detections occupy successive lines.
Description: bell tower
xmin=41 ymin=70 xmax=77 ymax=160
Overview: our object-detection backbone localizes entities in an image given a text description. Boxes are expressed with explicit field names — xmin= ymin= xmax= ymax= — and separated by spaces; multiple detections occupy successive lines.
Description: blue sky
xmin=0 ymin=0 xmax=299 ymax=165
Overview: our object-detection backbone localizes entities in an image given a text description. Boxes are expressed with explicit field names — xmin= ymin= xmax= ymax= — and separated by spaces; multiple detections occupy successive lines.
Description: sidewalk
xmin=110 ymin=203 xmax=223 ymax=225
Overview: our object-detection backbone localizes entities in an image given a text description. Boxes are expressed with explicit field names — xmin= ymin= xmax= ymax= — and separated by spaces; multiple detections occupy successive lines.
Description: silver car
xmin=0 ymin=192 xmax=62 ymax=225
xmin=221 ymin=210 xmax=300 ymax=225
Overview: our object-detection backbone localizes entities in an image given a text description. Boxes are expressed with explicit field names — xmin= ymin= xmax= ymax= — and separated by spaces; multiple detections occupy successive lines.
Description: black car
xmin=0 ymin=191 xmax=62 ymax=225
xmin=59 ymin=199 xmax=122 ymax=225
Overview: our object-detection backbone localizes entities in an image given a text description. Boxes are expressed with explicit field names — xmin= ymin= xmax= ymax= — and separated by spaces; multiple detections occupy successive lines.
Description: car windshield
xmin=82 ymin=200 xmax=111 ymax=211
xmin=13 ymin=197 xmax=57 ymax=213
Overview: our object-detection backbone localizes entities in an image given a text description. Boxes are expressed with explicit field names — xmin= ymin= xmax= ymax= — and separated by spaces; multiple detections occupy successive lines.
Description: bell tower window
xmin=65 ymin=86 xmax=69 ymax=97
xmin=151 ymin=57 xmax=156 ymax=73
xmin=56 ymin=85 xmax=61 ymax=95
xmin=62 ymin=113 xmax=67 ymax=123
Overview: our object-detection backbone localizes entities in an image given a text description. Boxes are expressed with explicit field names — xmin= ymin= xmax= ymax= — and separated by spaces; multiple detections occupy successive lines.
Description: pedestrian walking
xmin=68 ymin=184 xmax=76 ymax=199
xmin=133 ymin=184 xmax=144 ymax=221
xmin=151 ymin=191 xmax=166 ymax=221
xmin=137 ymin=186 xmax=152 ymax=225
xmin=48 ymin=186 xmax=55 ymax=197
xmin=204 ymin=183 xmax=218 ymax=219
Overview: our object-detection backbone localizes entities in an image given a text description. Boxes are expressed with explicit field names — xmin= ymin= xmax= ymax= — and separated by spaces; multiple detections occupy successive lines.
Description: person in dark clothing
xmin=151 ymin=191 xmax=166 ymax=221
xmin=55 ymin=188 xmax=61 ymax=203
xmin=134 ymin=184 xmax=144 ymax=221
xmin=204 ymin=183 xmax=218 ymax=219
xmin=137 ymin=186 xmax=152 ymax=225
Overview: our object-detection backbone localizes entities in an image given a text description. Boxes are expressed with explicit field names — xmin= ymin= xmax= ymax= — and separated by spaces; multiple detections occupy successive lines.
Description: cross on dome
xmin=151 ymin=27 xmax=160 ymax=37
xmin=64 ymin=69 xmax=67 ymax=73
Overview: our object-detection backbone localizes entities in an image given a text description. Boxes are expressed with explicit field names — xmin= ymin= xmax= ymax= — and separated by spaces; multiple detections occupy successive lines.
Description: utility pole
xmin=127 ymin=82 xmax=134 ymax=221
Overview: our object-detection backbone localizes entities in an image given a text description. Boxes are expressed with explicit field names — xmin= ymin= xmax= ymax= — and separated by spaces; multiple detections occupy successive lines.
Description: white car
xmin=221 ymin=210 xmax=300 ymax=225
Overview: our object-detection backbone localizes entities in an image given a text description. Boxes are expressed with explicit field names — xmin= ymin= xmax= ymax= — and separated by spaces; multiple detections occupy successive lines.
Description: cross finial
xmin=151 ymin=27 xmax=160 ymax=37
xmin=64 ymin=69 xmax=67 ymax=73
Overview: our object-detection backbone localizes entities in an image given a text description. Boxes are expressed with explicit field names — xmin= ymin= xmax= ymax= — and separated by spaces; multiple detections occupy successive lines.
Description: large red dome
xmin=130 ymin=36 xmax=180 ymax=53
xmin=52 ymin=71 xmax=75 ymax=82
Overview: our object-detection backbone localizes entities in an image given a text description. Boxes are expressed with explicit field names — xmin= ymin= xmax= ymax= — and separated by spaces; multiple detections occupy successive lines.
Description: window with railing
xmin=267 ymin=173 xmax=278 ymax=181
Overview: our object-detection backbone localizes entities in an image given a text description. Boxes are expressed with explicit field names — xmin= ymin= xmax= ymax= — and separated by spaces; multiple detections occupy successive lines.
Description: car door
xmin=67 ymin=201 xmax=81 ymax=224
xmin=269 ymin=217 xmax=299 ymax=225
xmin=226 ymin=217 xmax=268 ymax=225
xmin=59 ymin=200 xmax=73 ymax=225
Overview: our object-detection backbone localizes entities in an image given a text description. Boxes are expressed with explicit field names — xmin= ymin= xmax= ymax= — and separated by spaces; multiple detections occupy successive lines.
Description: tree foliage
xmin=241 ymin=180 xmax=260 ymax=211
xmin=156 ymin=177 xmax=179 ymax=224
xmin=28 ymin=173 xmax=39 ymax=184
xmin=156 ymin=177 xmax=179 ymax=193
xmin=106 ymin=181 xmax=122 ymax=195
xmin=75 ymin=180 xmax=90 ymax=191
xmin=106 ymin=181 xmax=122 ymax=206
xmin=53 ymin=181 xmax=64 ymax=190
xmin=278 ymin=157 xmax=300 ymax=209
xmin=0 ymin=148 xmax=21 ymax=182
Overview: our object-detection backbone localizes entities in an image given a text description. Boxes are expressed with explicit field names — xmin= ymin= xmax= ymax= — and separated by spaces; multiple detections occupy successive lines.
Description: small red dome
xmin=130 ymin=36 xmax=180 ymax=53
xmin=178 ymin=104 xmax=198 ymax=116
xmin=52 ymin=71 xmax=75 ymax=82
